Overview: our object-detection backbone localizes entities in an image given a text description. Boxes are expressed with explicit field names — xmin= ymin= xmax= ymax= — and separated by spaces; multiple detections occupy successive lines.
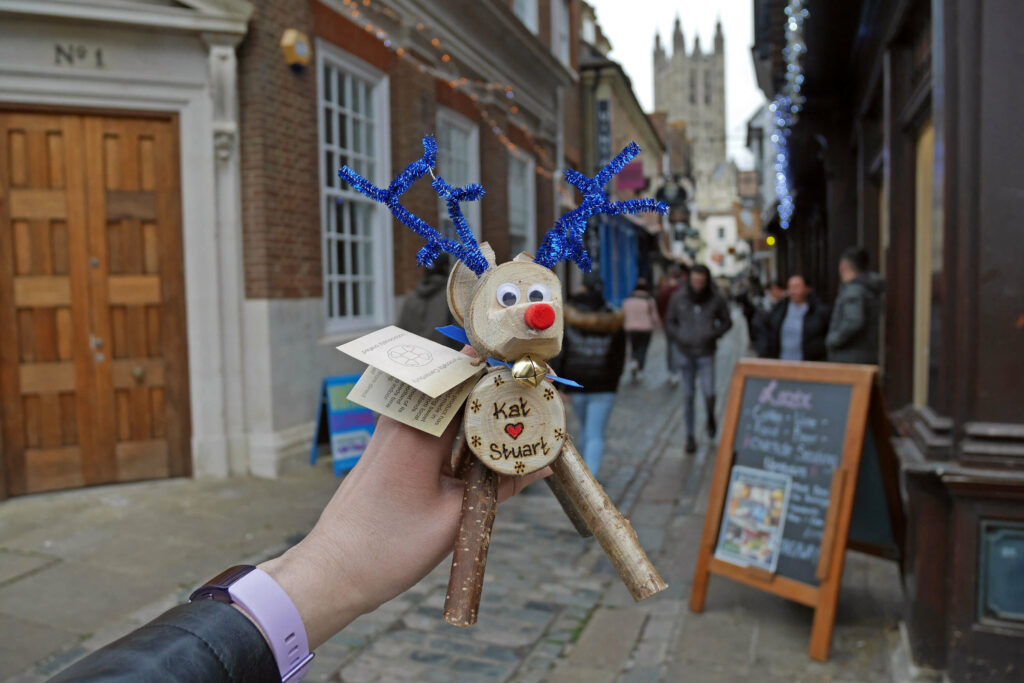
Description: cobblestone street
xmin=1 ymin=312 xmax=903 ymax=682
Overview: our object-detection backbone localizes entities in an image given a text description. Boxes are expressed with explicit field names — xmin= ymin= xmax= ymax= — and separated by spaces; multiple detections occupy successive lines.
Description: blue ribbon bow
xmin=436 ymin=325 xmax=583 ymax=389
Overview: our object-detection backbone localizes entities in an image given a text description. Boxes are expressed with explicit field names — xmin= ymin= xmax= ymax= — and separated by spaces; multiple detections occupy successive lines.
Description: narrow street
xmin=1 ymin=310 xmax=902 ymax=682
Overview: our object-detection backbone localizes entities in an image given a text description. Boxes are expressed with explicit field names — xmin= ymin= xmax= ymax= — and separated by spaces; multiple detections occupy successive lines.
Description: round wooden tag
xmin=463 ymin=367 xmax=566 ymax=476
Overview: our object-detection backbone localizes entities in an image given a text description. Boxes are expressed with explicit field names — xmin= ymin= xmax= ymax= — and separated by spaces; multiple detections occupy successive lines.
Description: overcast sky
xmin=587 ymin=0 xmax=765 ymax=169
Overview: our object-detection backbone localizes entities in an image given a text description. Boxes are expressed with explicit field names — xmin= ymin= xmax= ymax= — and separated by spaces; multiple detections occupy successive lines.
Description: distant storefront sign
xmin=595 ymin=99 xmax=612 ymax=171
xmin=615 ymin=160 xmax=646 ymax=192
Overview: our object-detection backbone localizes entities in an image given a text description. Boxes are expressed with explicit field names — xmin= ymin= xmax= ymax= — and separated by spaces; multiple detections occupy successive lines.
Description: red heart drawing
xmin=504 ymin=423 xmax=524 ymax=439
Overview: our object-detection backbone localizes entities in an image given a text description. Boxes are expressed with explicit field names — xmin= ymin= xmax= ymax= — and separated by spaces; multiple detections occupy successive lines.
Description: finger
xmin=496 ymin=466 xmax=552 ymax=503
xmin=370 ymin=414 xmax=461 ymax=484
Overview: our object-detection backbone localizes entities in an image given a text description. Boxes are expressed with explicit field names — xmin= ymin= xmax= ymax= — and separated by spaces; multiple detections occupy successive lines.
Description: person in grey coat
xmin=396 ymin=254 xmax=458 ymax=349
xmin=826 ymin=247 xmax=885 ymax=364
xmin=665 ymin=264 xmax=733 ymax=454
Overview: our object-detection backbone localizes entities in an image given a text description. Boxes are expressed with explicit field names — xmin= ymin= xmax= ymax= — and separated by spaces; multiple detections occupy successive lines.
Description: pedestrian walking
xmin=760 ymin=275 xmax=831 ymax=361
xmin=549 ymin=281 xmax=626 ymax=477
xmin=396 ymin=254 xmax=458 ymax=348
xmin=665 ymin=264 xmax=733 ymax=454
xmin=622 ymin=278 xmax=661 ymax=382
xmin=656 ymin=265 xmax=688 ymax=385
xmin=826 ymin=247 xmax=884 ymax=364
xmin=751 ymin=279 xmax=786 ymax=356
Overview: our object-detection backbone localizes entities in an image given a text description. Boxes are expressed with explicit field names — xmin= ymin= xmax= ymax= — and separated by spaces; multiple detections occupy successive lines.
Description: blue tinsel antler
xmin=534 ymin=142 xmax=668 ymax=271
xmin=338 ymin=136 xmax=490 ymax=276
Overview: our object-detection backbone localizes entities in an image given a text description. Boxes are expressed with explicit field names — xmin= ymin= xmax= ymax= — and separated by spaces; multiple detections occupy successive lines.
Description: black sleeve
xmin=609 ymin=328 xmax=627 ymax=379
xmin=50 ymin=600 xmax=278 ymax=683
xmin=714 ymin=297 xmax=733 ymax=338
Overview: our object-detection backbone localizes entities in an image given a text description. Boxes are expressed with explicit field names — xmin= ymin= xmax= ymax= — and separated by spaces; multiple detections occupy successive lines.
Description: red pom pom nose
xmin=524 ymin=303 xmax=556 ymax=330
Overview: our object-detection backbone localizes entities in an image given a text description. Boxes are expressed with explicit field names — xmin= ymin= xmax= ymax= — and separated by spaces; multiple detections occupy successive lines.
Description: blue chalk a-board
xmin=310 ymin=375 xmax=375 ymax=475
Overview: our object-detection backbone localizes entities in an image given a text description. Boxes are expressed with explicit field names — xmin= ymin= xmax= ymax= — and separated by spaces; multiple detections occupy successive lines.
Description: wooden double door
xmin=0 ymin=111 xmax=190 ymax=498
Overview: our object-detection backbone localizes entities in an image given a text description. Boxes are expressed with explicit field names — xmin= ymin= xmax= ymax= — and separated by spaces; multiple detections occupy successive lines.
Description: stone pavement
xmin=1 ymin=309 xmax=903 ymax=682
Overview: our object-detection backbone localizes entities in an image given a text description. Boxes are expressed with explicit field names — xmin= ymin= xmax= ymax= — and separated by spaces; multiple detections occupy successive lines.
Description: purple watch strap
xmin=229 ymin=568 xmax=313 ymax=682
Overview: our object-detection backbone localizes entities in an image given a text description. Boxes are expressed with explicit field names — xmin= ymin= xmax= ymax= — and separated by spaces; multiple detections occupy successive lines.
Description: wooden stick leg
xmin=551 ymin=438 xmax=667 ymax=601
xmin=444 ymin=456 xmax=499 ymax=626
xmin=545 ymin=476 xmax=593 ymax=538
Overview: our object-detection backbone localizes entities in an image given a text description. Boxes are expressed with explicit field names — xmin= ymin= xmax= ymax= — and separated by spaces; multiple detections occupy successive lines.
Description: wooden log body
xmin=463 ymin=367 xmax=565 ymax=476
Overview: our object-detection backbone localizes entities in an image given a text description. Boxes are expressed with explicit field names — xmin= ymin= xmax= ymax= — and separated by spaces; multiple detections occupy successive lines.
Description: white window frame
xmin=512 ymin=0 xmax=539 ymax=34
xmin=551 ymin=0 xmax=571 ymax=66
xmin=435 ymin=107 xmax=481 ymax=238
xmin=317 ymin=40 xmax=393 ymax=335
xmin=507 ymin=148 xmax=537 ymax=256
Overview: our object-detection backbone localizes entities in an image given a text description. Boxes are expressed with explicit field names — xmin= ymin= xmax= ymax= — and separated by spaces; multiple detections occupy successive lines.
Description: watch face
xmin=190 ymin=565 xmax=256 ymax=603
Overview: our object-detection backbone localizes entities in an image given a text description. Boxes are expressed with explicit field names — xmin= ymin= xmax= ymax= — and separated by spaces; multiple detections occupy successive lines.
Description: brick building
xmin=0 ymin=0 xmax=583 ymax=496
xmin=236 ymin=0 xmax=581 ymax=476
xmin=578 ymin=7 xmax=667 ymax=303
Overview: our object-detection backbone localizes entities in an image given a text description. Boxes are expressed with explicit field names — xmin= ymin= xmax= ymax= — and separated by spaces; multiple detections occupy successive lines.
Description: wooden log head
xmin=448 ymin=248 xmax=564 ymax=363
xmin=463 ymin=367 xmax=566 ymax=475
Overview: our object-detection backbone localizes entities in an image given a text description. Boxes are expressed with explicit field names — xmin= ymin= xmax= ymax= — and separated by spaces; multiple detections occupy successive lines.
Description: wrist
xmin=259 ymin=533 xmax=370 ymax=649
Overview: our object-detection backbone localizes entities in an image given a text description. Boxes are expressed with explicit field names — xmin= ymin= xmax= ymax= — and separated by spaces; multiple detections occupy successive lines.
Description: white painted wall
xmin=702 ymin=212 xmax=745 ymax=277
xmin=0 ymin=14 xmax=243 ymax=479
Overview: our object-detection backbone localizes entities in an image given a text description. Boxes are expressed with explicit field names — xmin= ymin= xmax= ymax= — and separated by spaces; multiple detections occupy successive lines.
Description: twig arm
xmin=550 ymin=437 xmax=667 ymax=601
xmin=545 ymin=476 xmax=593 ymax=538
xmin=444 ymin=456 xmax=499 ymax=625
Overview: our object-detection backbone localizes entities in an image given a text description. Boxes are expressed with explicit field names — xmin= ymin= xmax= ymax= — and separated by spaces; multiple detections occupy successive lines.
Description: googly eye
xmin=527 ymin=283 xmax=551 ymax=303
xmin=496 ymin=283 xmax=521 ymax=307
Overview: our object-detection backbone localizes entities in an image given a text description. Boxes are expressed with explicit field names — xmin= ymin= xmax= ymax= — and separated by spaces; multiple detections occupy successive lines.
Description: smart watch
xmin=190 ymin=565 xmax=313 ymax=682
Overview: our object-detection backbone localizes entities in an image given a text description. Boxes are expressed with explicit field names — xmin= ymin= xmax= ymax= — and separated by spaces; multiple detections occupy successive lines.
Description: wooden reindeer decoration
xmin=340 ymin=137 xmax=667 ymax=625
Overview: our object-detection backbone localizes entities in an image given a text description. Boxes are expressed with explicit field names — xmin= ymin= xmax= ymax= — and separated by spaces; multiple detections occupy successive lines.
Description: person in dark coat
xmin=760 ymin=275 xmax=831 ymax=361
xmin=656 ymin=265 xmax=688 ymax=384
xmin=826 ymin=247 xmax=885 ymax=364
xmin=751 ymin=280 xmax=786 ymax=356
xmin=396 ymin=254 xmax=457 ymax=348
xmin=664 ymin=264 xmax=732 ymax=454
xmin=549 ymin=282 xmax=627 ymax=477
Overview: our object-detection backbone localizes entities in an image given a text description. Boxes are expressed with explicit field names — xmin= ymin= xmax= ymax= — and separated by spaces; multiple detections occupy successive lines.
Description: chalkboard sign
xmin=726 ymin=376 xmax=852 ymax=585
xmin=690 ymin=360 xmax=903 ymax=662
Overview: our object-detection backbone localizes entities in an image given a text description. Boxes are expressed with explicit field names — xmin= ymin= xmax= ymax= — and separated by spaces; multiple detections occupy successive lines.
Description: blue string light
xmin=533 ymin=142 xmax=667 ymax=271
xmin=772 ymin=0 xmax=808 ymax=230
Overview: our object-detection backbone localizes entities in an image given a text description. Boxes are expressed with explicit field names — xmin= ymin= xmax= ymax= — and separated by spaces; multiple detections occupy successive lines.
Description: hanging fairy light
xmin=771 ymin=0 xmax=808 ymax=230
xmin=335 ymin=0 xmax=565 ymax=185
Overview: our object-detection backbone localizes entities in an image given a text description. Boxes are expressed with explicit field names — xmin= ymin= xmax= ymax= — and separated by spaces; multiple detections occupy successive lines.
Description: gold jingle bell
xmin=511 ymin=354 xmax=548 ymax=389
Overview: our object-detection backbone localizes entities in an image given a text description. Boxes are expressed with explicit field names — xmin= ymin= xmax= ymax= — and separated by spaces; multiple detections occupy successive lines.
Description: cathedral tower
xmin=653 ymin=18 xmax=727 ymax=180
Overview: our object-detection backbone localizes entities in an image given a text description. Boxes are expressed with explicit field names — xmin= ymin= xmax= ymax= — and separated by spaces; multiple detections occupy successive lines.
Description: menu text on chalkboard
xmin=725 ymin=377 xmax=851 ymax=585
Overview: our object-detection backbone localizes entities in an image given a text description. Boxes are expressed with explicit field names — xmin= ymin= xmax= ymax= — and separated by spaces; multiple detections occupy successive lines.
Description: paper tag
xmin=347 ymin=367 xmax=480 ymax=436
xmin=337 ymin=326 xmax=480 ymax=399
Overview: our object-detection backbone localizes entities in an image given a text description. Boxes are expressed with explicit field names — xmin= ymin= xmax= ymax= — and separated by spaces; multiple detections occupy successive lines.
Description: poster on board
xmin=310 ymin=374 xmax=376 ymax=475
xmin=714 ymin=465 xmax=792 ymax=574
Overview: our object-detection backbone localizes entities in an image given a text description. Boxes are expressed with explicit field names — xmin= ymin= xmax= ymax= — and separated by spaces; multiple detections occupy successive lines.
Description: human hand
xmin=261 ymin=379 xmax=549 ymax=648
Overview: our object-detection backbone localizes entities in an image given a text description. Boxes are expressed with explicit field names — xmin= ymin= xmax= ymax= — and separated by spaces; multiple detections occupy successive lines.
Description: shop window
xmin=512 ymin=0 xmax=539 ymax=34
xmin=979 ymin=521 xmax=1024 ymax=624
xmin=436 ymin=108 xmax=480 ymax=239
xmin=508 ymin=150 xmax=536 ymax=256
xmin=318 ymin=43 xmax=391 ymax=333
xmin=552 ymin=0 xmax=571 ymax=66
xmin=913 ymin=120 xmax=936 ymax=407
